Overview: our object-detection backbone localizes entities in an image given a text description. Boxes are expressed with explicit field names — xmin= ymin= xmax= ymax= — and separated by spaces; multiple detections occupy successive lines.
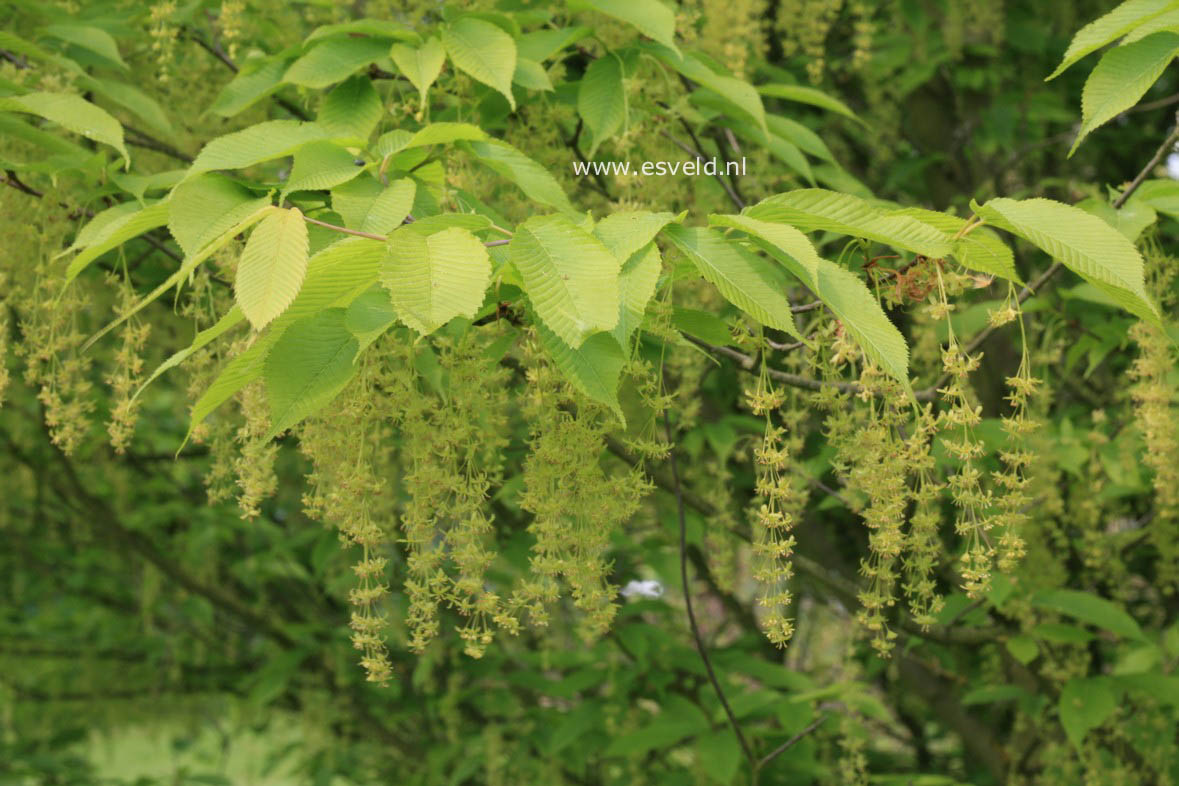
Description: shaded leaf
xmin=264 ymin=309 xmax=359 ymax=438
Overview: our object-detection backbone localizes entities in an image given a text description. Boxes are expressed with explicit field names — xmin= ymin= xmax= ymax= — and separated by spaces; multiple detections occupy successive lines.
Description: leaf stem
xmin=302 ymin=214 xmax=516 ymax=248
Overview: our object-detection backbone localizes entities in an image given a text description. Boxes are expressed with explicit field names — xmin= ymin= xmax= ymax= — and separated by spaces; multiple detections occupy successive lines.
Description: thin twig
xmin=663 ymin=409 xmax=755 ymax=767
xmin=125 ymin=126 xmax=193 ymax=164
xmin=756 ymin=715 xmax=828 ymax=773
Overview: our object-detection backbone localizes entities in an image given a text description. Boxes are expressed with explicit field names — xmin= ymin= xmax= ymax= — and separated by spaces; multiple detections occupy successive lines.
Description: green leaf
xmin=973 ymin=197 xmax=1160 ymax=324
xmin=697 ymin=729 xmax=742 ymax=784
xmin=82 ymin=77 xmax=173 ymax=136
xmin=1005 ymin=635 xmax=1040 ymax=665
xmin=672 ymin=307 xmax=732 ymax=345
xmin=509 ymin=214 xmax=620 ymax=347
xmin=889 ymin=207 xmax=1021 ymax=283
xmin=517 ymin=27 xmax=593 ymax=62
xmin=209 ymin=56 xmax=292 ymax=118
xmin=1030 ymin=623 xmax=1095 ymax=644
xmin=235 ymin=207 xmax=311 ymax=330
xmin=186 ymin=120 xmax=329 ymax=179
xmin=0 ymin=91 xmax=127 ymax=165
xmin=570 ymin=0 xmax=680 ymax=56
xmin=513 ymin=57 xmax=554 ymax=92
xmin=710 ymin=213 xmax=823 ymax=294
xmin=1072 ymin=32 xmax=1179 ymax=154
xmin=281 ymin=141 xmax=364 ymax=199
xmin=811 ymin=258 xmax=911 ymax=390
xmin=1058 ymin=677 xmax=1117 ymax=750
xmin=745 ymin=189 xmax=952 ymax=258
xmin=332 ymin=176 xmax=416 ymax=234
xmin=43 ymin=24 xmax=127 ymax=70
xmin=167 ymin=174 xmax=271 ymax=258
xmin=465 ymin=138 xmax=577 ymax=216
xmin=442 ymin=18 xmax=517 ymax=110
xmin=1124 ymin=6 xmax=1179 ymax=42
xmin=1047 ymin=0 xmax=1177 ymax=80
xmin=381 ymin=226 xmax=491 ymax=335
xmin=537 ymin=324 xmax=626 ymax=421
xmin=264 ymin=308 xmax=360 ymax=439
xmin=757 ymin=83 xmax=862 ymax=123
xmin=578 ymin=54 xmax=626 ymax=155
xmin=305 ymin=19 xmax=416 ymax=45
xmin=663 ymin=224 xmax=803 ymax=340
xmin=592 ymin=210 xmax=677 ymax=264
xmin=283 ymin=36 xmax=392 ymax=89
xmin=85 ymin=202 xmax=273 ymax=352
xmin=344 ymin=285 xmax=398 ymax=351
xmin=766 ymin=115 xmax=835 ymax=162
xmin=671 ymin=52 xmax=767 ymax=135
xmin=64 ymin=201 xmax=169 ymax=284
xmin=134 ymin=306 xmax=246 ymax=403
xmin=391 ymin=37 xmax=446 ymax=109
xmin=1031 ymin=588 xmax=1146 ymax=640
xmin=613 ymin=243 xmax=663 ymax=347
xmin=403 ymin=122 xmax=489 ymax=150
xmin=318 ymin=75 xmax=382 ymax=141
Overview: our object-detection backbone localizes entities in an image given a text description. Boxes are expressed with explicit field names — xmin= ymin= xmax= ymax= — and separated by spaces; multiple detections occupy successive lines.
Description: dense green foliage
xmin=3 ymin=0 xmax=1179 ymax=784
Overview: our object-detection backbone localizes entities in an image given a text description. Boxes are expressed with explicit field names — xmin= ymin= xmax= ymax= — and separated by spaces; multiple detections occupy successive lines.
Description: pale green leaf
xmin=187 ymin=238 xmax=385 ymax=437
xmin=812 ymin=257 xmax=910 ymax=388
xmin=85 ymin=203 xmax=273 ymax=351
xmin=513 ymin=57 xmax=554 ymax=91
xmin=284 ymin=36 xmax=392 ymax=89
xmin=305 ymin=19 xmax=416 ymax=45
xmin=134 ymin=306 xmax=246 ymax=403
xmin=757 ymin=83 xmax=862 ymax=122
xmin=1047 ymin=0 xmax=1178 ymax=79
xmin=167 ymin=174 xmax=270 ymax=258
xmin=465 ymin=138 xmax=577 ymax=216
xmin=537 ymin=323 xmax=626 ymax=421
xmin=1059 ymin=678 xmax=1117 ymax=750
xmin=43 ymin=24 xmax=127 ymax=70
xmin=1124 ymin=7 xmax=1179 ymax=41
xmin=766 ymin=115 xmax=835 ymax=162
xmin=612 ymin=243 xmax=662 ymax=347
xmin=82 ymin=77 xmax=173 ymax=136
xmin=186 ymin=120 xmax=329 ymax=179
xmin=209 ymin=56 xmax=292 ymax=117
xmin=332 ymin=176 xmax=416 ymax=234
xmin=973 ymin=197 xmax=1160 ymax=324
xmin=570 ymin=0 xmax=679 ymax=56
xmin=745 ymin=189 xmax=952 ymax=258
xmin=509 ymin=214 xmax=620 ymax=347
xmin=264 ymin=308 xmax=360 ymax=439
xmin=235 ymin=207 xmax=311 ymax=330
xmin=318 ymin=75 xmax=382 ymax=140
xmin=710 ymin=213 xmax=823 ymax=295
xmin=889 ymin=207 xmax=1022 ymax=283
xmin=592 ymin=210 xmax=676 ymax=263
xmin=381 ymin=226 xmax=491 ymax=334
xmin=442 ymin=18 xmax=517 ymax=110
xmin=578 ymin=54 xmax=626 ymax=155
xmin=404 ymin=122 xmax=489 ymax=149
xmin=682 ymin=54 xmax=766 ymax=134
xmin=64 ymin=201 xmax=140 ymax=255
xmin=0 ymin=91 xmax=127 ymax=165
xmin=281 ymin=140 xmax=364 ymax=199
xmin=663 ymin=224 xmax=803 ymax=340
xmin=391 ymin=37 xmax=446 ymax=108
xmin=64 ymin=201 xmax=169 ymax=284
xmin=1072 ymin=33 xmax=1179 ymax=154
xmin=517 ymin=26 xmax=593 ymax=62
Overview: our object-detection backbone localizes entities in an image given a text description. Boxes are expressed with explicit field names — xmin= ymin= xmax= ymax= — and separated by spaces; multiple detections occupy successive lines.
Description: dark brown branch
xmin=125 ymin=125 xmax=193 ymax=164
xmin=663 ymin=409 xmax=755 ymax=766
